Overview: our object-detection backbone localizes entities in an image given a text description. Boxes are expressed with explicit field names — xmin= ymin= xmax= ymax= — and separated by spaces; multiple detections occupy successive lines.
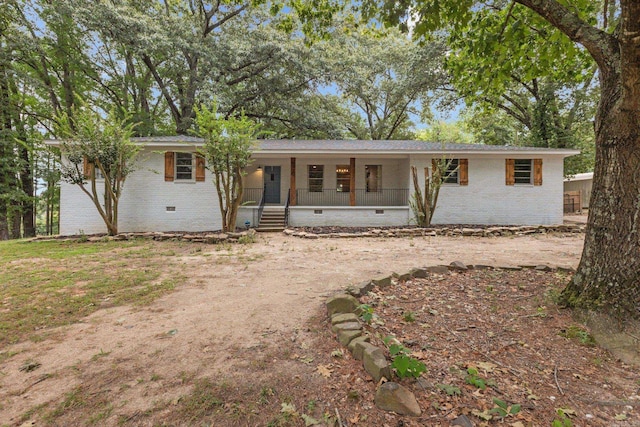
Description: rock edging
xmin=287 ymin=224 xmax=584 ymax=239
xmin=325 ymin=260 xmax=575 ymax=417
xmin=31 ymin=229 xmax=257 ymax=244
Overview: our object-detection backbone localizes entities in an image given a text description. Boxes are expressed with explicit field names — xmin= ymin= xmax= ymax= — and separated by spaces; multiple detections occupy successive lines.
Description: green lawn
xmin=0 ymin=238 xmax=178 ymax=348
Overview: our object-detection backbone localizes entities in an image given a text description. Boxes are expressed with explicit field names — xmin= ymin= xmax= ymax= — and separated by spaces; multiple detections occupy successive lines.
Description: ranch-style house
xmin=52 ymin=136 xmax=578 ymax=235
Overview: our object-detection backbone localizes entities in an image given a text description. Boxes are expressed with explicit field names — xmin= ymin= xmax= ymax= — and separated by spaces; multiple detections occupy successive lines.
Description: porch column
xmin=349 ymin=157 xmax=356 ymax=206
xmin=290 ymin=157 xmax=297 ymax=206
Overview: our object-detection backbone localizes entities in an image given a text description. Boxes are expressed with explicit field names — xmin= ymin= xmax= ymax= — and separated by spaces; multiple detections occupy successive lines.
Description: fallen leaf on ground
xmin=317 ymin=364 xmax=333 ymax=378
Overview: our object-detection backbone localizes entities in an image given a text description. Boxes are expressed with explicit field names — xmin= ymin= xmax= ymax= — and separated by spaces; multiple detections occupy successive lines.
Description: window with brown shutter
xmin=164 ymin=152 xmax=175 ymax=181
xmin=195 ymin=155 xmax=206 ymax=182
xmin=459 ymin=159 xmax=468 ymax=185
xmin=533 ymin=159 xmax=543 ymax=186
xmin=505 ymin=159 xmax=515 ymax=185
xmin=506 ymin=158 xmax=542 ymax=185
xmin=433 ymin=158 xmax=468 ymax=185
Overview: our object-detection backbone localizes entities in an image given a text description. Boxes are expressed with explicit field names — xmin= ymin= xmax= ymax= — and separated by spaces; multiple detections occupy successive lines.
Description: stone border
xmin=325 ymin=261 xmax=575 ymax=417
xmin=287 ymin=224 xmax=584 ymax=239
xmin=30 ymin=229 xmax=257 ymax=244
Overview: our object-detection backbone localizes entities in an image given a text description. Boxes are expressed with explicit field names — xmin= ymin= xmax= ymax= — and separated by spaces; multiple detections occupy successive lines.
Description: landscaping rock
xmin=374 ymin=382 xmax=421 ymax=417
xmin=372 ymin=275 xmax=393 ymax=288
xmin=326 ymin=294 xmax=359 ymax=317
xmin=426 ymin=265 xmax=449 ymax=274
xmin=498 ymin=265 xmax=523 ymax=271
xmin=331 ymin=321 xmax=361 ymax=333
xmin=451 ymin=414 xmax=474 ymax=427
xmin=535 ymin=264 xmax=552 ymax=271
xmin=337 ymin=329 xmax=362 ymax=346
xmin=409 ymin=267 xmax=428 ymax=278
xmin=472 ymin=264 xmax=493 ymax=270
xmin=449 ymin=261 xmax=468 ymax=271
xmin=394 ymin=271 xmax=412 ymax=282
xmin=352 ymin=340 xmax=376 ymax=361
xmin=363 ymin=346 xmax=391 ymax=382
xmin=348 ymin=336 xmax=371 ymax=356
xmin=331 ymin=313 xmax=359 ymax=325
xmin=346 ymin=280 xmax=374 ymax=297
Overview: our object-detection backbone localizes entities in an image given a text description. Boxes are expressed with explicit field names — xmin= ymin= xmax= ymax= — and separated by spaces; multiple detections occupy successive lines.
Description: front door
xmin=264 ymin=166 xmax=281 ymax=204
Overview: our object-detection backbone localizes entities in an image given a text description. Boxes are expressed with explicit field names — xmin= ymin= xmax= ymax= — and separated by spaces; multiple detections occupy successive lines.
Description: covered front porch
xmin=237 ymin=156 xmax=412 ymax=229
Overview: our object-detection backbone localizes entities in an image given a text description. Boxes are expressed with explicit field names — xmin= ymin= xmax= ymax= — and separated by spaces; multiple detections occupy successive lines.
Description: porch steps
xmin=257 ymin=207 xmax=286 ymax=232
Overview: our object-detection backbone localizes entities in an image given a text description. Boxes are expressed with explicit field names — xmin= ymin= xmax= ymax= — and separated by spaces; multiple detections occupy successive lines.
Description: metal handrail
xmin=256 ymin=184 xmax=266 ymax=227
xmin=284 ymin=189 xmax=291 ymax=227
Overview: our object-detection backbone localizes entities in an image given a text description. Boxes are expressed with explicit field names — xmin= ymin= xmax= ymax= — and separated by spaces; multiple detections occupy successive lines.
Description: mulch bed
xmin=309 ymin=269 xmax=640 ymax=426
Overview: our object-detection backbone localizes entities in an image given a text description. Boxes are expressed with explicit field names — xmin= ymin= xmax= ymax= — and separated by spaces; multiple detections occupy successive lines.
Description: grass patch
xmin=0 ymin=239 xmax=179 ymax=346
xmin=559 ymin=325 xmax=596 ymax=346
xmin=177 ymin=378 xmax=224 ymax=421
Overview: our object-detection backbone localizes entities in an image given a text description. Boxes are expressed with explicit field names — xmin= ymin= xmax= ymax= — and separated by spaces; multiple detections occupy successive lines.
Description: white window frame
xmin=514 ymin=159 xmax=533 ymax=185
xmin=308 ymin=165 xmax=324 ymax=192
xmin=442 ymin=159 xmax=459 ymax=185
xmin=175 ymin=152 xmax=194 ymax=181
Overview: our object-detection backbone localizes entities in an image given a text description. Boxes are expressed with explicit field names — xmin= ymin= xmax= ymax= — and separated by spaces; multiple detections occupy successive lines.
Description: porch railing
xmin=295 ymin=188 xmax=409 ymax=207
xmin=241 ymin=187 xmax=265 ymax=227
xmin=242 ymin=187 xmax=264 ymax=205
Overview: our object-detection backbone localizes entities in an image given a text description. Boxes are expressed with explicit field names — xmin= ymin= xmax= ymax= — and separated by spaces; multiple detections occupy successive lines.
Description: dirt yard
xmin=0 ymin=231 xmax=600 ymax=425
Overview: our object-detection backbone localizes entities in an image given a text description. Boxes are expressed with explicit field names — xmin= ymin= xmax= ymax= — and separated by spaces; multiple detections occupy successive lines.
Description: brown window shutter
xmin=164 ymin=152 xmax=175 ymax=181
xmin=431 ymin=159 xmax=438 ymax=180
xmin=533 ymin=158 xmax=543 ymax=186
xmin=505 ymin=159 xmax=515 ymax=185
xmin=83 ymin=156 xmax=93 ymax=179
xmin=195 ymin=155 xmax=206 ymax=182
xmin=459 ymin=159 xmax=468 ymax=185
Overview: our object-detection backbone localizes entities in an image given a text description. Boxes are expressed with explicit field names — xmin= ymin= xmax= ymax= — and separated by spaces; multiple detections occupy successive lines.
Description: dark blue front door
xmin=264 ymin=166 xmax=281 ymax=204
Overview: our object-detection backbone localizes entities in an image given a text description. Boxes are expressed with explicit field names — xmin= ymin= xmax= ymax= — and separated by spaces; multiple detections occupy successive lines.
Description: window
xmin=514 ymin=159 xmax=533 ymax=184
xmin=94 ymin=167 xmax=104 ymax=180
xmin=336 ymin=165 xmax=350 ymax=192
xmin=443 ymin=159 xmax=459 ymax=184
xmin=175 ymin=152 xmax=194 ymax=180
xmin=506 ymin=159 xmax=542 ymax=186
xmin=432 ymin=158 xmax=468 ymax=185
xmin=366 ymin=165 xmax=382 ymax=192
xmin=308 ymin=165 xmax=323 ymax=192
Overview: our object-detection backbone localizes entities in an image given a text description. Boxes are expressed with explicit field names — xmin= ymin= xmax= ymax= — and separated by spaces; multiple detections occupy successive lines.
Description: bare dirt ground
xmin=0 ymin=229 xmax=604 ymax=426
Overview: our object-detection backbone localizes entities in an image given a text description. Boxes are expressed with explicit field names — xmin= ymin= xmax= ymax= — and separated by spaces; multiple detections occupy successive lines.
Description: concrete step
xmin=256 ymin=226 xmax=285 ymax=232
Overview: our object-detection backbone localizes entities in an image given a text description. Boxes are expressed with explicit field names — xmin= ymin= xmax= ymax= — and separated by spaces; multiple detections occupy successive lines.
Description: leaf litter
xmin=309 ymin=269 xmax=640 ymax=426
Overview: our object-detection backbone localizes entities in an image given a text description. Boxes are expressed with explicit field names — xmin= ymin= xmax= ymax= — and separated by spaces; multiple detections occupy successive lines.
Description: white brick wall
xmin=289 ymin=207 xmax=410 ymax=227
xmin=410 ymin=155 xmax=565 ymax=225
xmin=59 ymin=148 xmax=222 ymax=235
xmin=59 ymin=150 xmax=567 ymax=234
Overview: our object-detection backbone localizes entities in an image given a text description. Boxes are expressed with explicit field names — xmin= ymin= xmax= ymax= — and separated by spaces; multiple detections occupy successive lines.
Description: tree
xmin=417 ymin=121 xmax=474 ymax=144
xmin=57 ymin=107 xmax=139 ymax=236
xmin=367 ymin=0 xmax=640 ymax=318
xmin=195 ymin=105 xmax=258 ymax=233
xmin=410 ymin=159 xmax=456 ymax=226
xmin=321 ymin=25 xmax=448 ymax=139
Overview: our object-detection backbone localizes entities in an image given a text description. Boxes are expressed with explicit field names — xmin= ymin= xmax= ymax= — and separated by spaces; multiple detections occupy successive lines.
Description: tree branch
xmin=515 ymin=0 xmax=617 ymax=72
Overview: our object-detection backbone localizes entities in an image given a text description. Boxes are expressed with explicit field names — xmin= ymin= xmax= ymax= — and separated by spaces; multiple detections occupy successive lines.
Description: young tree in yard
xmin=366 ymin=0 xmax=640 ymax=319
xmin=195 ymin=105 xmax=258 ymax=233
xmin=410 ymin=159 xmax=457 ymax=226
xmin=56 ymin=108 xmax=139 ymax=236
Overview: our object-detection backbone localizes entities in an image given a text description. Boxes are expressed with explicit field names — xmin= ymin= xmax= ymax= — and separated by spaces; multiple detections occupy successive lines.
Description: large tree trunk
xmin=561 ymin=10 xmax=640 ymax=318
